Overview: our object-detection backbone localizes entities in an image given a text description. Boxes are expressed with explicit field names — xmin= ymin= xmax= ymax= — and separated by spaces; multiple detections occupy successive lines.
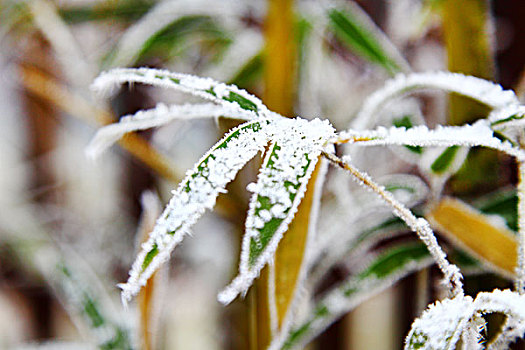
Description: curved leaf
xmin=218 ymin=118 xmax=334 ymax=305
xmin=119 ymin=119 xmax=269 ymax=304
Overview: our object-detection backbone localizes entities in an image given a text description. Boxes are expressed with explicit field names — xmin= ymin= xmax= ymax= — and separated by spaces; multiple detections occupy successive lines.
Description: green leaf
xmin=135 ymin=15 xmax=231 ymax=65
xmin=328 ymin=7 xmax=402 ymax=75
xmin=120 ymin=119 xmax=270 ymax=303
xmin=58 ymin=0 xmax=155 ymax=23
xmin=57 ymin=262 xmax=133 ymax=350
xmin=281 ymin=242 xmax=433 ymax=350
xmin=430 ymin=146 xmax=460 ymax=174
xmin=228 ymin=52 xmax=264 ymax=88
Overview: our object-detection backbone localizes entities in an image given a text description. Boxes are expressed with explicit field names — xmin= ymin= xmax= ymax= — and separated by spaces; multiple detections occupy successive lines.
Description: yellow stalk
xmin=439 ymin=0 xmax=495 ymax=125
xmin=427 ymin=197 xmax=517 ymax=276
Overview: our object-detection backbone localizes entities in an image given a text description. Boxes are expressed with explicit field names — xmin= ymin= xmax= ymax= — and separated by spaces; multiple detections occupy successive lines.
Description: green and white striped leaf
xmin=218 ymin=118 xmax=335 ymax=305
xmin=405 ymin=289 xmax=525 ymax=350
xmin=327 ymin=3 xmax=409 ymax=75
xmin=119 ymin=119 xmax=269 ymax=304
xmin=92 ymin=67 xmax=274 ymax=118
xmin=279 ymin=242 xmax=433 ymax=350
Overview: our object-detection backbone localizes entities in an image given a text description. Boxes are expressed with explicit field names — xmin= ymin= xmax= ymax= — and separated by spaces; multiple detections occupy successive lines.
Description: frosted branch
xmin=322 ymin=151 xmax=464 ymax=297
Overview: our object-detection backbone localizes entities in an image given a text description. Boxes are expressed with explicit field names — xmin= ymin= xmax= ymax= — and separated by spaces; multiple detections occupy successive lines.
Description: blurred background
xmin=1 ymin=0 xmax=524 ymax=349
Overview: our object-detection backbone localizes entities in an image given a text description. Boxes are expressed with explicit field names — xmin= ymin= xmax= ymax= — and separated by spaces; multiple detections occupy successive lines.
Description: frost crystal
xmin=119 ymin=120 xmax=269 ymax=304
xmin=218 ymin=118 xmax=335 ymax=305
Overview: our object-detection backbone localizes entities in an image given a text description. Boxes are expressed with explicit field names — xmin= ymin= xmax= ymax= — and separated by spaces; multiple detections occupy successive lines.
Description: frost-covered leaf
xmin=218 ymin=118 xmax=335 ymax=305
xmin=328 ymin=2 xmax=409 ymax=75
xmin=279 ymin=242 xmax=433 ymax=350
xmin=405 ymin=289 xmax=525 ymax=350
xmin=351 ymin=72 xmax=519 ymax=130
xmin=92 ymin=67 xmax=273 ymax=118
xmin=489 ymin=105 xmax=525 ymax=146
xmin=338 ymin=122 xmax=525 ymax=161
xmin=405 ymin=294 xmax=475 ymax=350
xmin=119 ymin=119 xmax=269 ymax=304
xmin=86 ymin=102 xmax=255 ymax=158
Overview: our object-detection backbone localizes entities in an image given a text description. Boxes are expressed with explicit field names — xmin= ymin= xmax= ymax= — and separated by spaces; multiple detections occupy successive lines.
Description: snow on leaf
xmin=338 ymin=121 xmax=525 ymax=161
xmin=405 ymin=289 xmax=525 ymax=350
xmin=91 ymin=68 xmax=275 ymax=118
xmin=351 ymin=71 xmax=519 ymax=130
xmin=279 ymin=242 xmax=433 ymax=350
xmin=405 ymin=294 xmax=475 ymax=350
xmin=217 ymin=118 xmax=335 ymax=305
xmin=86 ymin=102 xmax=256 ymax=158
xmin=118 ymin=119 xmax=269 ymax=304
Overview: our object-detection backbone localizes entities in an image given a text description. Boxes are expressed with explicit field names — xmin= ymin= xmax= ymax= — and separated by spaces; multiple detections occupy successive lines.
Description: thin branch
xmin=321 ymin=151 xmax=464 ymax=297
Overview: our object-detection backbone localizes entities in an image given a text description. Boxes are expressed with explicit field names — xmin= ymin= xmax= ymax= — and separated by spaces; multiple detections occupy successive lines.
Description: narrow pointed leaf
xmin=119 ymin=119 xmax=269 ymax=303
xmin=351 ymin=72 xmax=519 ymax=130
xmin=405 ymin=294 xmax=475 ymax=350
xmin=328 ymin=3 xmax=409 ymax=75
xmin=427 ymin=197 xmax=517 ymax=277
xmin=86 ymin=103 xmax=255 ymax=158
xmin=405 ymin=289 xmax=525 ymax=350
xmin=339 ymin=122 xmax=525 ymax=161
xmin=279 ymin=242 xmax=434 ymax=350
xmin=56 ymin=262 xmax=133 ymax=350
xmin=218 ymin=118 xmax=334 ymax=304
xmin=91 ymin=68 xmax=274 ymax=118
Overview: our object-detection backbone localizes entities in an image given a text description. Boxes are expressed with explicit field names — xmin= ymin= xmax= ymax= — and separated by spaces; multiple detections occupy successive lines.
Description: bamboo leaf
xmin=427 ymin=197 xmax=518 ymax=277
xmin=405 ymin=294 xmax=475 ymax=350
xmin=279 ymin=242 xmax=434 ymax=350
xmin=86 ymin=102 xmax=255 ymax=158
xmin=405 ymin=289 xmax=525 ymax=350
xmin=218 ymin=118 xmax=334 ymax=305
xmin=107 ymin=0 xmax=243 ymax=67
xmin=134 ymin=15 xmax=231 ymax=65
xmin=92 ymin=68 xmax=273 ymax=118
xmin=55 ymin=259 xmax=133 ymax=350
xmin=58 ymin=0 xmax=154 ymax=23
xmin=351 ymin=72 xmax=519 ymax=130
xmin=327 ymin=4 xmax=409 ymax=75
xmin=338 ymin=122 xmax=525 ymax=161
xmin=119 ymin=119 xmax=270 ymax=304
